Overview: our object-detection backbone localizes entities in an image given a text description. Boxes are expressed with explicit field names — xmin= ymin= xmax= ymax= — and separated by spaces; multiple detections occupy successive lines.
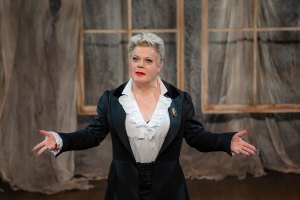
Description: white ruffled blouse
xmin=118 ymin=78 xmax=172 ymax=163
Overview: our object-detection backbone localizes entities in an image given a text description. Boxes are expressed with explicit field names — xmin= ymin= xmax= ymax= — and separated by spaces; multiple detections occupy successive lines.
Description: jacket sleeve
xmin=57 ymin=90 xmax=110 ymax=155
xmin=183 ymin=92 xmax=234 ymax=155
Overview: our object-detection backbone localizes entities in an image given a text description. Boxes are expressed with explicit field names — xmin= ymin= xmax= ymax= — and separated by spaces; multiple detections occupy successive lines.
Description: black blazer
xmin=58 ymin=80 xmax=235 ymax=200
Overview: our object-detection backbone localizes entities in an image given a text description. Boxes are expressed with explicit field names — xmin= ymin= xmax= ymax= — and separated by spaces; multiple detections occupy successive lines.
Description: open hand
xmin=231 ymin=130 xmax=256 ymax=156
xmin=32 ymin=130 xmax=58 ymax=156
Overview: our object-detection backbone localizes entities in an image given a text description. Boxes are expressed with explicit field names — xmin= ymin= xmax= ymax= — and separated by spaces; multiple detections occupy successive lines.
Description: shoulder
xmin=96 ymin=82 xmax=128 ymax=113
xmin=161 ymin=80 xmax=184 ymax=99
xmin=161 ymin=80 xmax=193 ymax=102
xmin=113 ymin=82 xmax=128 ymax=96
xmin=99 ymin=82 xmax=128 ymax=99
xmin=96 ymin=82 xmax=127 ymax=105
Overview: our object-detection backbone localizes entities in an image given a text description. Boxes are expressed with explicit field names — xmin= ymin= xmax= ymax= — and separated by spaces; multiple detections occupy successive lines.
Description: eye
xmin=132 ymin=56 xmax=139 ymax=62
xmin=145 ymin=59 xmax=153 ymax=64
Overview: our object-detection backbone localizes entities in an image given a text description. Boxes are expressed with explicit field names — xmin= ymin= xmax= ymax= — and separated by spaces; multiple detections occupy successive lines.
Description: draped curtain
xmin=0 ymin=0 xmax=92 ymax=194
xmin=0 ymin=0 xmax=299 ymax=194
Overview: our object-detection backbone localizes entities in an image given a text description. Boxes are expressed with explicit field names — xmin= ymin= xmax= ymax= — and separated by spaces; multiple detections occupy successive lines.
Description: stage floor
xmin=1 ymin=170 xmax=299 ymax=200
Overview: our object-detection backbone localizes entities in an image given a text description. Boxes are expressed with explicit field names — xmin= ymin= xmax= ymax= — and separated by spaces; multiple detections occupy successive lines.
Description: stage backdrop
xmin=0 ymin=0 xmax=299 ymax=194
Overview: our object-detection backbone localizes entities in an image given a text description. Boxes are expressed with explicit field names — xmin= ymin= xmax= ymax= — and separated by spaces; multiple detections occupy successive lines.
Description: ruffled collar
xmin=118 ymin=77 xmax=171 ymax=140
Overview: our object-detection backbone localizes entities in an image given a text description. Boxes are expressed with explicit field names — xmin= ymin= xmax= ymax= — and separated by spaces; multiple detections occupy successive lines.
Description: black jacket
xmin=58 ymin=80 xmax=234 ymax=200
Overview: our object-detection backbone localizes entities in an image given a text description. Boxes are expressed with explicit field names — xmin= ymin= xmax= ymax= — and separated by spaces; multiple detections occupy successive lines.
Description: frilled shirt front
xmin=118 ymin=78 xmax=172 ymax=163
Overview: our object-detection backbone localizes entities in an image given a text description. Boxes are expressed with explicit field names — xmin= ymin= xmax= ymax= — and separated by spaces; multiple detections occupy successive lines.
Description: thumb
xmin=235 ymin=130 xmax=248 ymax=138
xmin=39 ymin=130 xmax=51 ymax=137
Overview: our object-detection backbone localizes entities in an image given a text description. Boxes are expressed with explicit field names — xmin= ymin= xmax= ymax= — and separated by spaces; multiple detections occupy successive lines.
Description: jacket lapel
xmin=110 ymin=83 xmax=135 ymax=160
xmin=157 ymin=83 xmax=183 ymax=157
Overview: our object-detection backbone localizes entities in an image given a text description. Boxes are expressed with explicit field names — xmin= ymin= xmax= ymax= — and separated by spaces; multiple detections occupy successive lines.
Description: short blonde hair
xmin=128 ymin=32 xmax=165 ymax=63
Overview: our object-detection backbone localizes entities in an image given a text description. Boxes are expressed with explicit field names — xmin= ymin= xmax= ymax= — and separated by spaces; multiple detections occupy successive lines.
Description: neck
xmin=132 ymin=78 xmax=159 ymax=96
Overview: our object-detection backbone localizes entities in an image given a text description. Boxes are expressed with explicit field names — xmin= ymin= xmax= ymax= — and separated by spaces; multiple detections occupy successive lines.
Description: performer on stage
xmin=33 ymin=32 xmax=256 ymax=200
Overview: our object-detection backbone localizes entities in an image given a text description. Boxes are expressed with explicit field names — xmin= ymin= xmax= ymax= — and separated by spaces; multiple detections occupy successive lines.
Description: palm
xmin=231 ymin=130 xmax=256 ymax=156
xmin=32 ymin=130 xmax=57 ymax=155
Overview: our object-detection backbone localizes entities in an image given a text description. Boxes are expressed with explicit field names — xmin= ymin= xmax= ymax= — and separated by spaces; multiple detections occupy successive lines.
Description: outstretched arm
xmin=183 ymin=92 xmax=256 ymax=156
xmin=32 ymin=91 xmax=110 ymax=156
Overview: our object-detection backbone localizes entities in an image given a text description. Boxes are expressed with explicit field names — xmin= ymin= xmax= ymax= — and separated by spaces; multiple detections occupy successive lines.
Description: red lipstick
xmin=135 ymin=72 xmax=146 ymax=76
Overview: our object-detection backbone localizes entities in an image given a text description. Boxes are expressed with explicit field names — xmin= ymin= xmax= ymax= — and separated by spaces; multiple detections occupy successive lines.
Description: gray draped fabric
xmin=0 ymin=0 xmax=91 ymax=194
xmin=0 ymin=0 xmax=299 ymax=194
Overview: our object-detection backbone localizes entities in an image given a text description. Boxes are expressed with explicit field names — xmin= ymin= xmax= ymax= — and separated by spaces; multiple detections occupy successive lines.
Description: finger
xmin=243 ymin=142 xmax=256 ymax=151
xmin=235 ymin=130 xmax=248 ymax=138
xmin=39 ymin=130 xmax=51 ymax=137
xmin=37 ymin=145 xmax=48 ymax=156
xmin=234 ymin=149 xmax=241 ymax=155
xmin=238 ymin=148 xmax=250 ymax=156
xmin=234 ymin=151 xmax=239 ymax=155
xmin=32 ymin=141 xmax=45 ymax=152
xmin=242 ymin=146 xmax=255 ymax=155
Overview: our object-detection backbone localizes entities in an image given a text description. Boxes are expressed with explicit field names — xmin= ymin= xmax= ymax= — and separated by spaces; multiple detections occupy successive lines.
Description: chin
xmin=132 ymin=76 xmax=146 ymax=83
xmin=132 ymin=76 xmax=153 ymax=84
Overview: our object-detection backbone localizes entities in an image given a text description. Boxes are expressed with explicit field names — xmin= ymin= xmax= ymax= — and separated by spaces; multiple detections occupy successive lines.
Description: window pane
xmin=208 ymin=0 xmax=253 ymax=29
xmin=259 ymin=0 xmax=300 ymax=27
xmin=83 ymin=0 xmax=128 ymax=29
xmin=208 ymin=32 xmax=254 ymax=104
xmin=184 ymin=0 xmax=201 ymax=113
xmin=132 ymin=0 xmax=176 ymax=29
xmin=257 ymin=31 xmax=300 ymax=104
xmin=83 ymin=34 xmax=128 ymax=105
xmin=156 ymin=33 xmax=177 ymax=86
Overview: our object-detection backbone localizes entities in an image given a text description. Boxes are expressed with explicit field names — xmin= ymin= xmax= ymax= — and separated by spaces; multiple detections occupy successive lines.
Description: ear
xmin=158 ymin=62 xmax=163 ymax=72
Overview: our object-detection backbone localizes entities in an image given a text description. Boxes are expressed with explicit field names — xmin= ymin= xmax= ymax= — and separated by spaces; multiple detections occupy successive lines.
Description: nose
xmin=137 ymin=60 xmax=144 ymax=68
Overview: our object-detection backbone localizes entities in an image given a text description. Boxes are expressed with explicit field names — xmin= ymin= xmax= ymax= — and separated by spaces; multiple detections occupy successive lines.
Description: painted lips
xmin=135 ymin=72 xmax=146 ymax=76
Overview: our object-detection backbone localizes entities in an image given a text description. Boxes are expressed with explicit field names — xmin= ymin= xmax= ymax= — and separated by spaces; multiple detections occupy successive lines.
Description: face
xmin=129 ymin=46 xmax=163 ymax=85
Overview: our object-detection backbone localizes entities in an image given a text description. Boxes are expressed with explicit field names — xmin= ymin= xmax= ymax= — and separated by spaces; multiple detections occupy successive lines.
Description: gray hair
xmin=128 ymin=32 xmax=165 ymax=63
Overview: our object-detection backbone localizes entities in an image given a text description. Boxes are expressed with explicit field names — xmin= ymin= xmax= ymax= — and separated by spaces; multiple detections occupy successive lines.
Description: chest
xmin=134 ymin=95 xmax=158 ymax=122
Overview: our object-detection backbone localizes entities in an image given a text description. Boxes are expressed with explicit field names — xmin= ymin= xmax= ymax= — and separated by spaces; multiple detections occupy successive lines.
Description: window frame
xmin=201 ymin=0 xmax=300 ymax=113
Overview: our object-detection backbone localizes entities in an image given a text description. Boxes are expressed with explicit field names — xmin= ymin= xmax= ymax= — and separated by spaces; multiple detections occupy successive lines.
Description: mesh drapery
xmin=0 ymin=0 xmax=92 ymax=194
xmin=0 ymin=0 xmax=299 ymax=194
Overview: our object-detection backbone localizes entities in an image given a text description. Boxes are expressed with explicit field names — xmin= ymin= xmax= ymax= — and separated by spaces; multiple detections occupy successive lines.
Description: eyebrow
xmin=132 ymin=55 xmax=153 ymax=59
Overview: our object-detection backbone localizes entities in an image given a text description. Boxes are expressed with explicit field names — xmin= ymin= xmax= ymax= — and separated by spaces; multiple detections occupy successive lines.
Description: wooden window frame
xmin=77 ymin=0 xmax=185 ymax=115
xmin=201 ymin=0 xmax=300 ymax=114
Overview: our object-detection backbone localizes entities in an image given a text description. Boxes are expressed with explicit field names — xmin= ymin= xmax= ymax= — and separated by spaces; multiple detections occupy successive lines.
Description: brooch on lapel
xmin=171 ymin=108 xmax=178 ymax=117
